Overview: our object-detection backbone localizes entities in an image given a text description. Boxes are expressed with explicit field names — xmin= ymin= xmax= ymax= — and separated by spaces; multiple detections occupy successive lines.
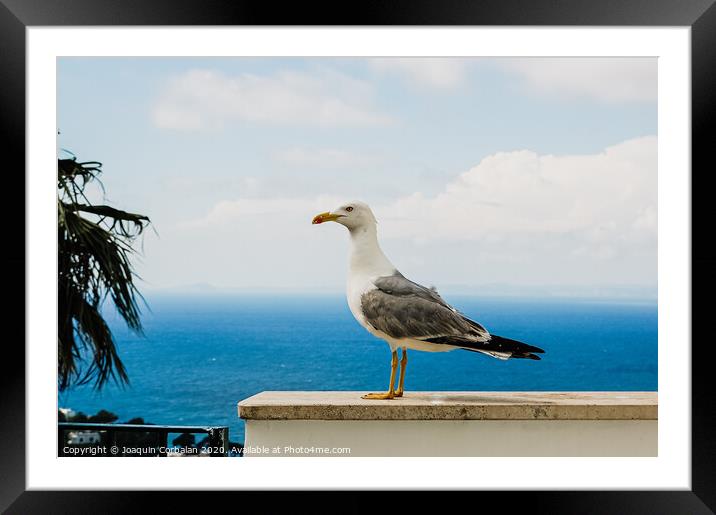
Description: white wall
xmin=243 ymin=419 xmax=657 ymax=457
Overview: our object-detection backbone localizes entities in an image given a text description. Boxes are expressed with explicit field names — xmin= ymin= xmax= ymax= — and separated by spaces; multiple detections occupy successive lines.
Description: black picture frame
xmin=3 ymin=0 xmax=713 ymax=512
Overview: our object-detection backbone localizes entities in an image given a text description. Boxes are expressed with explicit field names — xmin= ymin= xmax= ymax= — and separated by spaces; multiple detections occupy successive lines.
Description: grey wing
xmin=360 ymin=272 xmax=490 ymax=342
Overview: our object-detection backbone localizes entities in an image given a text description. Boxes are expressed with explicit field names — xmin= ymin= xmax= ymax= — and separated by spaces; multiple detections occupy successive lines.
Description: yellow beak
xmin=312 ymin=211 xmax=343 ymax=225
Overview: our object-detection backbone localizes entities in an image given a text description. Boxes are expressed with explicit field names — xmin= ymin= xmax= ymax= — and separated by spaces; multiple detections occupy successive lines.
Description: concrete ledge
xmin=238 ymin=391 xmax=657 ymax=421
xmin=238 ymin=391 xmax=657 ymax=457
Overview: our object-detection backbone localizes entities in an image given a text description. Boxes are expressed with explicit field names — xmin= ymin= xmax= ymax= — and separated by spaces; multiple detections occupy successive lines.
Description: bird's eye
xmin=346 ymin=206 xmax=354 ymax=212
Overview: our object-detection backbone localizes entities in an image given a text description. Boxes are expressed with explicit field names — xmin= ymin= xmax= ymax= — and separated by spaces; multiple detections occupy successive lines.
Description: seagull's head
xmin=312 ymin=201 xmax=377 ymax=231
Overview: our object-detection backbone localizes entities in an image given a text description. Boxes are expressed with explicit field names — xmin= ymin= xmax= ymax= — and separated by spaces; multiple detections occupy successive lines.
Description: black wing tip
xmin=424 ymin=334 xmax=546 ymax=358
xmin=490 ymin=334 xmax=545 ymax=355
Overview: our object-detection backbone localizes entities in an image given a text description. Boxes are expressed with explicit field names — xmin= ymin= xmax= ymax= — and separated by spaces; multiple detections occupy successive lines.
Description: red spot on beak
xmin=312 ymin=212 xmax=333 ymax=225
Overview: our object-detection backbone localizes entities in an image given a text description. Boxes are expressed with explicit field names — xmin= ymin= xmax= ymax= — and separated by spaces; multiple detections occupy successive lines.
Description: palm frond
xmin=58 ymin=156 xmax=151 ymax=391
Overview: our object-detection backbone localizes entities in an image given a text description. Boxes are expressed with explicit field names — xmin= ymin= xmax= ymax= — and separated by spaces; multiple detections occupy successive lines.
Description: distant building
xmin=58 ymin=407 xmax=76 ymax=419
xmin=67 ymin=431 xmax=101 ymax=445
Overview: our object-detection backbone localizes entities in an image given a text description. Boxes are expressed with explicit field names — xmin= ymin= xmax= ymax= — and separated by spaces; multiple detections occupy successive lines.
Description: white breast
xmin=346 ymin=273 xmax=376 ymax=332
xmin=343 ymin=222 xmax=403 ymax=346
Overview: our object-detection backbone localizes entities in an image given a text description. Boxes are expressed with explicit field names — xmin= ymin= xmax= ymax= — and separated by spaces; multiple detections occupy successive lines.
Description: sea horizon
xmin=139 ymin=284 xmax=658 ymax=302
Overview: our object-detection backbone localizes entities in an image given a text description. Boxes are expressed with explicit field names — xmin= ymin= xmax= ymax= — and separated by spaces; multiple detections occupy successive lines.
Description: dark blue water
xmin=58 ymin=294 xmax=657 ymax=443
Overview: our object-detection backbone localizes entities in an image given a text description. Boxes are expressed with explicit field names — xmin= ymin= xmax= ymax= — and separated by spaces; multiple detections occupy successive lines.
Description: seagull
xmin=312 ymin=201 xmax=544 ymax=400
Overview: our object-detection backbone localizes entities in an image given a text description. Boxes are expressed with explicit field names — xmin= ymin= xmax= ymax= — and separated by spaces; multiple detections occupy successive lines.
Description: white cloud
xmin=174 ymin=137 xmax=656 ymax=291
xmin=379 ymin=136 xmax=656 ymax=246
xmin=368 ymin=58 xmax=467 ymax=89
xmin=153 ymin=68 xmax=393 ymax=129
xmin=500 ymin=57 xmax=657 ymax=103
xmin=185 ymin=136 xmax=656 ymax=246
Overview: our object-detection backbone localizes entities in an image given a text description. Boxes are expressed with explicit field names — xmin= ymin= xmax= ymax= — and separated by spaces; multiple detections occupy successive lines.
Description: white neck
xmin=348 ymin=223 xmax=395 ymax=278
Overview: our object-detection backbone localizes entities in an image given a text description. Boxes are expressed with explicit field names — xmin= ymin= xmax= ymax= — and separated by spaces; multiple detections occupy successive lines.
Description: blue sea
xmin=58 ymin=294 xmax=658 ymax=444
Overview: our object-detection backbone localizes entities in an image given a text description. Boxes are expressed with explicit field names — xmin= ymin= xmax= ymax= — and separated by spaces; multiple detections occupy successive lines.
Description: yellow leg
xmin=395 ymin=349 xmax=408 ymax=397
xmin=362 ymin=350 xmax=398 ymax=400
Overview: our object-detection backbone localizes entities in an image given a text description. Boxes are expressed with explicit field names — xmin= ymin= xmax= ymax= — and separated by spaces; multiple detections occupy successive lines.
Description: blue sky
xmin=58 ymin=57 xmax=657 ymax=297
